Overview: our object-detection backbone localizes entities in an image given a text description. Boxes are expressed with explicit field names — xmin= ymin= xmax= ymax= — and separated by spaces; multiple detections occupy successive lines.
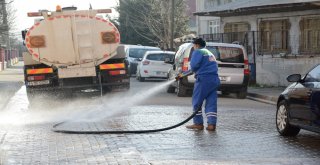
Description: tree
xmin=0 ymin=0 xmax=17 ymax=48
xmin=117 ymin=0 xmax=189 ymax=49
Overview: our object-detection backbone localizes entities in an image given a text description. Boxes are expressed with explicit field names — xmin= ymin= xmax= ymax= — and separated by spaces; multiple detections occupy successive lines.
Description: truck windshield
xmin=129 ymin=48 xmax=159 ymax=58
xmin=207 ymin=46 xmax=244 ymax=63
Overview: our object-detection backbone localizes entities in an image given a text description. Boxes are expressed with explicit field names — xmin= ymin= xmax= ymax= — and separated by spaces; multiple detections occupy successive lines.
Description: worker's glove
xmin=175 ymin=73 xmax=183 ymax=81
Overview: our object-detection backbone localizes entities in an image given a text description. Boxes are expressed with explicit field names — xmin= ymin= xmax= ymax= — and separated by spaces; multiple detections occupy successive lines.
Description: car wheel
xmin=236 ymin=88 xmax=247 ymax=99
xmin=276 ymin=100 xmax=300 ymax=136
xmin=167 ymin=85 xmax=175 ymax=93
xmin=176 ymin=80 xmax=187 ymax=97
xmin=221 ymin=91 xmax=230 ymax=96
xmin=139 ymin=73 xmax=145 ymax=82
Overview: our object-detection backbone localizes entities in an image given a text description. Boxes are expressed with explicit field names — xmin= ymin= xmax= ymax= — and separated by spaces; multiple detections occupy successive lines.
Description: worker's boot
xmin=186 ymin=124 xmax=204 ymax=130
xmin=206 ymin=124 xmax=216 ymax=131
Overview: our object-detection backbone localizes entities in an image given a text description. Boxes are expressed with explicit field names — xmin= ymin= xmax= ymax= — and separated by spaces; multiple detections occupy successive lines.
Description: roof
xmin=179 ymin=42 xmax=245 ymax=49
xmin=194 ymin=0 xmax=320 ymax=17
xmin=125 ymin=45 xmax=160 ymax=49
xmin=145 ymin=50 xmax=175 ymax=55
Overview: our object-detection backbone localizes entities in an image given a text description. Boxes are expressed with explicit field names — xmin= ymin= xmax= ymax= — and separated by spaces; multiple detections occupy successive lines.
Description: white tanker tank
xmin=22 ymin=6 xmax=130 ymax=101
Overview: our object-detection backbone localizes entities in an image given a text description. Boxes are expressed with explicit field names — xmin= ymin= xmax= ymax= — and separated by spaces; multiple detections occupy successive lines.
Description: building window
xmin=259 ymin=20 xmax=290 ymax=53
xmin=204 ymin=0 xmax=215 ymax=9
xmin=217 ymin=0 xmax=221 ymax=5
xmin=300 ymin=17 xmax=320 ymax=54
xmin=224 ymin=22 xmax=250 ymax=43
xmin=209 ymin=20 xmax=220 ymax=34
xmin=224 ymin=0 xmax=232 ymax=4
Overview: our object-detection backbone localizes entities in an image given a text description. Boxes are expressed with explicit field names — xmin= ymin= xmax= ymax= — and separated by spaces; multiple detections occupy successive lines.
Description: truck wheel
xmin=167 ymin=85 xmax=175 ymax=93
xmin=236 ymin=88 xmax=247 ymax=99
xmin=276 ymin=100 xmax=300 ymax=136
xmin=176 ymin=81 xmax=187 ymax=97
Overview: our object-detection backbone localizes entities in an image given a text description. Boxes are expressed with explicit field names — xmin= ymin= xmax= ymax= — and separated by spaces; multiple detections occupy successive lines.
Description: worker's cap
xmin=192 ymin=38 xmax=206 ymax=47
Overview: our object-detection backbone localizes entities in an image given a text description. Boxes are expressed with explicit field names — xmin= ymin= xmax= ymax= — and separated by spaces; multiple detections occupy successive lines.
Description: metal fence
xmin=199 ymin=31 xmax=319 ymax=57
xmin=0 ymin=48 xmax=19 ymax=71
xmin=199 ymin=31 xmax=320 ymax=84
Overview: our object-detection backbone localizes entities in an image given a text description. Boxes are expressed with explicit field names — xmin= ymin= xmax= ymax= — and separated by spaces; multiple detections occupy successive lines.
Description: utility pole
xmin=1 ymin=0 xmax=9 ymax=67
xmin=170 ymin=0 xmax=174 ymax=51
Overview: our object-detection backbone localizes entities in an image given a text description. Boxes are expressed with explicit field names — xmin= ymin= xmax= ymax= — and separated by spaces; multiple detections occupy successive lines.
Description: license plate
xmin=27 ymin=80 xmax=50 ymax=86
xmin=219 ymin=76 xmax=227 ymax=81
xmin=156 ymin=71 xmax=166 ymax=75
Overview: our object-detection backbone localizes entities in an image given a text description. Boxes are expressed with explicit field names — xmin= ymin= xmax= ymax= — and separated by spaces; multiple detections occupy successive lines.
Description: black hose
xmin=52 ymin=110 xmax=198 ymax=134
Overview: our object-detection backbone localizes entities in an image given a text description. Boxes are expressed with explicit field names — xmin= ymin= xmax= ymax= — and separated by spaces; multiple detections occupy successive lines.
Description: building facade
xmin=195 ymin=0 xmax=320 ymax=86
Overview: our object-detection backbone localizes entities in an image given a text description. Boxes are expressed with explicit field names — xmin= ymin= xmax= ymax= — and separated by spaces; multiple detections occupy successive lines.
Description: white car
xmin=124 ymin=45 xmax=160 ymax=76
xmin=136 ymin=51 xmax=175 ymax=82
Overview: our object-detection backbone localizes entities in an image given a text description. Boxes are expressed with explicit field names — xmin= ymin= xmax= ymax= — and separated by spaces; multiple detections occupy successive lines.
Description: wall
xmin=220 ymin=9 xmax=320 ymax=86
xmin=196 ymin=0 xmax=234 ymax=35
xmin=187 ymin=0 xmax=197 ymax=32
xmin=256 ymin=56 xmax=320 ymax=86
xmin=197 ymin=16 xmax=220 ymax=35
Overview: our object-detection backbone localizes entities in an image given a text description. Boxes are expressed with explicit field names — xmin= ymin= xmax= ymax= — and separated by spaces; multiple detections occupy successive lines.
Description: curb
xmin=0 ymin=82 xmax=24 ymax=111
xmin=247 ymin=92 xmax=277 ymax=105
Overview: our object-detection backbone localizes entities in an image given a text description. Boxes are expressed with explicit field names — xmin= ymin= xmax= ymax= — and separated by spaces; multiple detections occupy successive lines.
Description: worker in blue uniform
xmin=177 ymin=38 xmax=220 ymax=131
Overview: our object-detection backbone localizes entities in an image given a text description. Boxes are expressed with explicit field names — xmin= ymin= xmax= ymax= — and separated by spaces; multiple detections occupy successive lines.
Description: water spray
xmin=52 ymin=72 xmax=197 ymax=134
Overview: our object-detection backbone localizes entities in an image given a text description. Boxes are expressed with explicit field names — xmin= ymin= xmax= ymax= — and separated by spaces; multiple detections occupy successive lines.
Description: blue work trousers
xmin=192 ymin=75 xmax=220 ymax=125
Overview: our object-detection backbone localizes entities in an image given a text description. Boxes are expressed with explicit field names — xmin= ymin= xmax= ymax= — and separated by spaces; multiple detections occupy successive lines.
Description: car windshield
xmin=305 ymin=64 xmax=320 ymax=82
xmin=146 ymin=53 xmax=174 ymax=61
xmin=129 ymin=48 xmax=159 ymax=58
xmin=207 ymin=46 xmax=244 ymax=63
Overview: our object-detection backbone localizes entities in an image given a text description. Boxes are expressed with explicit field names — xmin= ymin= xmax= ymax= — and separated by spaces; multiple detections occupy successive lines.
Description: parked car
xmin=276 ymin=64 xmax=320 ymax=136
xmin=166 ymin=42 xmax=249 ymax=98
xmin=136 ymin=51 xmax=175 ymax=82
xmin=125 ymin=45 xmax=161 ymax=76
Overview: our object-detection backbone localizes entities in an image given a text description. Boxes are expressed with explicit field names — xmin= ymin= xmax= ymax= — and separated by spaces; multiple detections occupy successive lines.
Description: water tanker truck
xmin=21 ymin=6 xmax=129 ymax=100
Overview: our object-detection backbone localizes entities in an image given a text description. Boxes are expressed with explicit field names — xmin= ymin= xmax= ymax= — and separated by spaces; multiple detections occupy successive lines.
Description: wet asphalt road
xmin=0 ymin=78 xmax=319 ymax=165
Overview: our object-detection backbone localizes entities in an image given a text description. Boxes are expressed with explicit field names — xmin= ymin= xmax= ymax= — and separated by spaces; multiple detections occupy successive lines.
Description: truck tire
xmin=176 ymin=80 xmax=187 ymax=97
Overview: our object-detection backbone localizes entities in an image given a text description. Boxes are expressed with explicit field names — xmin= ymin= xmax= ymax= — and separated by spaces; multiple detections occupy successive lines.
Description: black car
xmin=276 ymin=64 xmax=320 ymax=136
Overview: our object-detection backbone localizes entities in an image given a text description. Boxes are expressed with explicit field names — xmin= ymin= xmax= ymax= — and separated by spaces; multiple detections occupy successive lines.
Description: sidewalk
xmin=247 ymin=86 xmax=285 ymax=105
xmin=0 ymin=61 xmax=24 ymax=82
xmin=0 ymin=61 xmax=24 ymax=111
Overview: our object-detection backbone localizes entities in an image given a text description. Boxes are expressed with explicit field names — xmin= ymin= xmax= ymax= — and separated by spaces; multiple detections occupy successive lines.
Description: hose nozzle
xmin=175 ymin=70 xmax=194 ymax=80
